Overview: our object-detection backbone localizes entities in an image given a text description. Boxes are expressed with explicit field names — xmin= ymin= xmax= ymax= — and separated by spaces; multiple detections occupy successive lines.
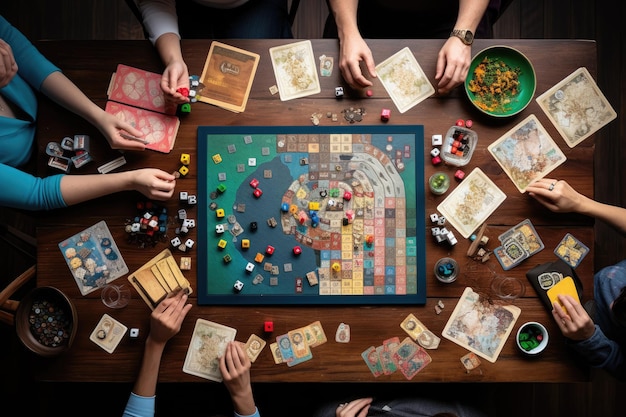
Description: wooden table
xmin=32 ymin=39 xmax=596 ymax=383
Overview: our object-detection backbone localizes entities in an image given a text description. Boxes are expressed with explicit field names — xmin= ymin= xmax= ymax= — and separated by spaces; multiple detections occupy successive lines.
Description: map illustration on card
xmin=106 ymin=64 xmax=180 ymax=153
xmin=488 ymin=114 xmax=566 ymax=193
xmin=536 ymin=67 xmax=617 ymax=148
xmin=437 ymin=168 xmax=506 ymax=239
xmin=375 ymin=47 xmax=435 ymax=113
xmin=183 ymin=319 xmax=237 ymax=382
xmin=198 ymin=41 xmax=260 ymax=113
xmin=269 ymin=40 xmax=321 ymax=101
xmin=442 ymin=287 xmax=520 ymax=363
xmin=58 ymin=220 xmax=128 ymax=296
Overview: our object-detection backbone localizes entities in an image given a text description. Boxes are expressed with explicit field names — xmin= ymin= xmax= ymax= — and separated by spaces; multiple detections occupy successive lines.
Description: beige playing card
xmin=400 ymin=313 xmax=427 ymax=340
xmin=244 ymin=334 xmax=267 ymax=363
xmin=269 ymin=342 xmax=283 ymax=364
xmin=269 ymin=40 xmax=321 ymax=101
xmin=375 ymin=47 xmax=435 ymax=113
xmin=89 ymin=313 xmax=128 ymax=354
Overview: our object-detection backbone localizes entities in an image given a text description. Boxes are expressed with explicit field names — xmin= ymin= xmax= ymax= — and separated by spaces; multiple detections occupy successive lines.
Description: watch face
xmin=464 ymin=31 xmax=474 ymax=43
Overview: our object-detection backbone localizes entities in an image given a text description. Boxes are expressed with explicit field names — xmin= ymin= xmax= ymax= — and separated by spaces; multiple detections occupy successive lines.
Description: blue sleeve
xmin=0 ymin=162 xmax=66 ymax=210
xmin=568 ymin=325 xmax=626 ymax=381
xmin=0 ymin=15 xmax=60 ymax=90
xmin=235 ymin=408 xmax=260 ymax=417
xmin=122 ymin=392 xmax=156 ymax=417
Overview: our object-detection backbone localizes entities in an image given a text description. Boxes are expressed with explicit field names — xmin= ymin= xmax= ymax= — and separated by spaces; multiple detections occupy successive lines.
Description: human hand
xmin=336 ymin=398 xmax=373 ymax=417
xmin=161 ymin=58 xmax=190 ymax=105
xmin=435 ymin=37 xmax=471 ymax=94
xmin=0 ymin=39 xmax=18 ymax=88
xmin=526 ymin=178 xmax=585 ymax=213
xmin=94 ymin=110 xmax=148 ymax=150
xmin=130 ymin=168 xmax=177 ymax=200
xmin=338 ymin=35 xmax=377 ymax=89
xmin=147 ymin=290 xmax=192 ymax=346
xmin=551 ymin=294 xmax=595 ymax=341
xmin=220 ymin=341 xmax=256 ymax=415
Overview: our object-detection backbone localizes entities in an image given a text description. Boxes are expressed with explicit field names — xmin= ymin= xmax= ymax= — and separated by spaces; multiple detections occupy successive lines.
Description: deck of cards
xmin=494 ymin=219 xmax=545 ymax=270
xmin=362 ymin=336 xmax=432 ymax=380
xmin=269 ymin=320 xmax=327 ymax=366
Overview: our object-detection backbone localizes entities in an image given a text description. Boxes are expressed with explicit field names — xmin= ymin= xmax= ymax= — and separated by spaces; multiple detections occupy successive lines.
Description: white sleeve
xmin=137 ymin=0 xmax=180 ymax=44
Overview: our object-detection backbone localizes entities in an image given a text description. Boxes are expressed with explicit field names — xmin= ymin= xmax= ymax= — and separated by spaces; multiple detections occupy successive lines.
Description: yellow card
xmin=547 ymin=276 xmax=580 ymax=313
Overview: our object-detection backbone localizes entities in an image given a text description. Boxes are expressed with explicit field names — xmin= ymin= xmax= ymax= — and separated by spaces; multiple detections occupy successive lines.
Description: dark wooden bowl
xmin=15 ymin=286 xmax=77 ymax=357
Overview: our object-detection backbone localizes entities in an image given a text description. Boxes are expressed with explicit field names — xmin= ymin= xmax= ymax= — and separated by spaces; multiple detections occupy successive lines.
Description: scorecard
xmin=197 ymin=125 xmax=426 ymax=305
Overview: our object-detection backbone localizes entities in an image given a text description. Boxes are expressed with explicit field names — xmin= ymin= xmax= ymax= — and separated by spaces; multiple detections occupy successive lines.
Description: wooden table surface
xmin=31 ymin=39 xmax=596 ymax=383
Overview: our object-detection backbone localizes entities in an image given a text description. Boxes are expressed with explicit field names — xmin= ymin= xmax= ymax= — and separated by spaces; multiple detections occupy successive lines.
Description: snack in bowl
xmin=465 ymin=46 xmax=536 ymax=117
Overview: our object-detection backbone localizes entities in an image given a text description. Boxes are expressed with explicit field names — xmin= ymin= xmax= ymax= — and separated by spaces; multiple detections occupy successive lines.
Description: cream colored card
xmin=269 ymin=40 xmax=321 ymax=101
xmin=89 ymin=314 xmax=128 ymax=354
xmin=183 ymin=319 xmax=236 ymax=382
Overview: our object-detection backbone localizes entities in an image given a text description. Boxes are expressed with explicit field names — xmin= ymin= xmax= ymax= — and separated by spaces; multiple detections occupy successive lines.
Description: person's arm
xmin=327 ymin=0 xmax=376 ymax=89
xmin=335 ymin=398 xmax=372 ymax=417
xmin=435 ymin=0 xmax=489 ymax=94
xmin=526 ymin=178 xmax=626 ymax=236
xmin=123 ymin=291 xmax=193 ymax=417
xmin=219 ymin=341 xmax=259 ymax=417
xmin=58 ymin=168 xmax=176 ymax=208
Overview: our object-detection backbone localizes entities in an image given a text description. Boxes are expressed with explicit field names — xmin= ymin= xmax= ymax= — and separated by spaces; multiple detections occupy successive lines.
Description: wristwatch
xmin=450 ymin=29 xmax=474 ymax=45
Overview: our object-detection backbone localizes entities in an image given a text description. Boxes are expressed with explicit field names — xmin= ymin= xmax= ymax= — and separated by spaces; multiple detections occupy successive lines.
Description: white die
xmin=129 ymin=328 xmax=140 ymax=338
xmin=245 ymin=262 xmax=255 ymax=272
xmin=216 ymin=224 xmax=225 ymax=234
xmin=179 ymin=191 xmax=189 ymax=201
xmin=178 ymin=208 xmax=187 ymax=220
xmin=432 ymin=134 xmax=443 ymax=146
xmin=171 ymin=237 xmax=182 ymax=247
xmin=437 ymin=216 xmax=446 ymax=226
xmin=187 ymin=195 xmax=197 ymax=205
xmin=429 ymin=213 xmax=439 ymax=223
xmin=234 ymin=280 xmax=244 ymax=292
xmin=183 ymin=219 xmax=195 ymax=228
xmin=184 ymin=238 xmax=195 ymax=249
xmin=430 ymin=148 xmax=441 ymax=157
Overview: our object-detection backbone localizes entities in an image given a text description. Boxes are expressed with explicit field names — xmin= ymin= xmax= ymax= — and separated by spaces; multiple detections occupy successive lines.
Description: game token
xmin=335 ymin=322 xmax=350 ymax=343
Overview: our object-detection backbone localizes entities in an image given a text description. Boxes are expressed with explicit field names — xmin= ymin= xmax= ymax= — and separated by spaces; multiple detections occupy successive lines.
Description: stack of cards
xmin=494 ymin=219 xmax=544 ymax=270
xmin=525 ymin=259 xmax=583 ymax=313
xmin=269 ymin=320 xmax=327 ymax=367
xmin=362 ymin=337 xmax=432 ymax=380
xmin=400 ymin=313 xmax=441 ymax=349
xmin=554 ymin=233 xmax=589 ymax=268
xmin=59 ymin=220 xmax=128 ymax=296
xmin=89 ymin=314 xmax=128 ymax=354
xmin=183 ymin=319 xmax=237 ymax=382
xmin=127 ymin=248 xmax=193 ymax=310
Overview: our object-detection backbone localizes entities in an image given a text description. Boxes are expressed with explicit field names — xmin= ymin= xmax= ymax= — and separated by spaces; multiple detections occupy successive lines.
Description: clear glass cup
xmin=101 ymin=284 xmax=131 ymax=308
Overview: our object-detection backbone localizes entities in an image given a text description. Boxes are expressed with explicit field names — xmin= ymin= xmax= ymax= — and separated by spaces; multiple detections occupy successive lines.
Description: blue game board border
xmin=197 ymin=125 xmax=426 ymax=305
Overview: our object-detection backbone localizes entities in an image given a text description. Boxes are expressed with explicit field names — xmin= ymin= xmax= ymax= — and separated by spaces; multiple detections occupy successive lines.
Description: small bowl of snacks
xmin=516 ymin=321 xmax=548 ymax=356
xmin=440 ymin=125 xmax=477 ymax=167
xmin=15 ymin=286 xmax=77 ymax=357
xmin=428 ymin=172 xmax=451 ymax=195
xmin=465 ymin=45 xmax=536 ymax=118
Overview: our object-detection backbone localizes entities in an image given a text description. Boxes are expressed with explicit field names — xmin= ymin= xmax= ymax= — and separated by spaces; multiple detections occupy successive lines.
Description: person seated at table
xmin=526 ymin=178 xmax=626 ymax=381
xmin=122 ymin=290 xmax=261 ymax=417
xmin=313 ymin=396 xmax=489 ymax=417
xmin=135 ymin=0 xmax=293 ymax=105
xmin=324 ymin=0 xmax=495 ymax=94
xmin=0 ymin=15 xmax=176 ymax=211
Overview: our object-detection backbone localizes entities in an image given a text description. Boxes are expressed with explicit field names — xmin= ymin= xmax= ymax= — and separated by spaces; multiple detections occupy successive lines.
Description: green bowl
xmin=465 ymin=45 xmax=536 ymax=118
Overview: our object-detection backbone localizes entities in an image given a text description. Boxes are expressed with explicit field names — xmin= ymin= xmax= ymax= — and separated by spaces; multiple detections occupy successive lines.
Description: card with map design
xmin=183 ymin=319 xmax=236 ymax=382
xmin=269 ymin=40 xmax=320 ymax=101
xmin=536 ymin=67 xmax=616 ymax=148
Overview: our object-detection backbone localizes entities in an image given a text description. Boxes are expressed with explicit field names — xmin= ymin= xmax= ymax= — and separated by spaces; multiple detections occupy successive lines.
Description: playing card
xmin=335 ymin=322 xmax=350 ymax=343
xmin=303 ymin=320 xmax=327 ymax=348
xmin=89 ymin=314 xmax=128 ymax=354
xmin=269 ymin=40 xmax=321 ymax=101
xmin=269 ymin=342 xmax=283 ymax=364
xmin=536 ymin=67 xmax=617 ymax=148
xmin=488 ymin=115 xmax=566 ymax=193
xmin=380 ymin=337 xmax=400 ymax=375
xmin=182 ymin=319 xmax=236 ymax=382
xmin=391 ymin=337 xmax=432 ymax=380
xmin=244 ymin=334 xmax=266 ymax=363
xmin=437 ymin=168 xmax=506 ymax=239
xmin=400 ymin=313 xmax=427 ymax=340
xmin=416 ymin=330 xmax=441 ymax=350
xmin=461 ymin=352 xmax=481 ymax=372
xmin=554 ymin=233 xmax=589 ymax=268
xmin=288 ymin=328 xmax=311 ymax=359
xmin=198 ymin=41 xmax=260 ymax=113
xmin=276 ymin=333 xmax=295 ymax=364
xmin=498 ymin=219 xmax=545 ymax=256
xmin=375 ymin=47 xmax=435 ymax=113
xmin=361 ymin=346 xmax=383 ymax=377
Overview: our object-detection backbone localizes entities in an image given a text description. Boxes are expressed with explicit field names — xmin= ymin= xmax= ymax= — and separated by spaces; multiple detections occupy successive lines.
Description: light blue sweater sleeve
xmin=122 ymin=392 xmax=261 ymax=417
xmin=0 ymin=163 xmax=67 ymax=210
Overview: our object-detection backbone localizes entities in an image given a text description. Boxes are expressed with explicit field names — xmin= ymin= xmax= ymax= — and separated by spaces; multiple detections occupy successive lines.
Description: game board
xmin=198 ymin=125 xmax=426 ymax=305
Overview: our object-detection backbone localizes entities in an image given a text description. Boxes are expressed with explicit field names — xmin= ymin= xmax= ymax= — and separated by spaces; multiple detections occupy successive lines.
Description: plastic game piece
xmin=366 ymin=89 xmax=373 ymax=97
xmin=253 ymin=188 xmax=263 ymax=198
xmin=335 ymin=322 xmax=350 ymax=343
xmin=177 ymin=87 xmax=189 ymax=97
xmin=432 ymin=134 xmax=443 ymax=146
xmin=267 ymin=217 xmax=277 ymax=227
xmin=223 ymin=254 xmax=232 ymax=263
xmin=216 ymin=208 xmax=225 ymax=218
xmin=264 ymin=321 xmax=274 ymax=333
xmin=245 ymin=262 xmax=255 ymax=273
xmin=184 ymin=238 xmax=195 ymax=249
xmin=171 ymin=237 xmax=182 ymax=247
xmin=281 ymin=202 xmax=290 ymax=212
xmin=332 ymin=262 xmax=341 ymax=272
xmin=465 ymin=119 xmax=473 ymax=128
xmin=178 ymin=165 xmax=189 ymax=177
xmin=180 ymin=153 xmax=191 ymax=165
xmin=217 ymin=183 xmax=227 ymax=193
xmin=179 ymin=103 xmax=191 ymax=114
xmin=454 ymin=169 xmax=466 ymax=181
xmin=250 ymin=221 xmax=258 ymax=231
xmin=365 ymin=235 xmax=374 ymax=246
xmin=249 ymin=178 xmax=259 ymax=188
xmin=254 ymin=253 xmax=265 ymax=263
xmin=179 ymin=191 xmax=189 ymax=202
xmin=130 ymin=328 xmax=140 ymax=338
xmin=456 ymin=119 xmax=465 ymax=127
xmin=343 ymin=191 xmax=352 ymax=201
xmin=241 ymin=239 xmax=250 ymax=249
xmin=179 ymin=257 xmax=192 ymax=270
xmin=309 ymin=201 xmax=320 ymax=211
xmin=212 ymin=154 xmax=222 ymax=164
xmin=335 ymin=86 xmax=344 ymax=97
xmin=248 ymin=157 xmax=257 ymax=166
xmin=380 ymin=108 xmax=391 ymax=122
xmin=289 ymin=204 xmax=298 ymax=215
xmin=234 ymin=280 xmax=244 ymax=292
xmin=431 ymin=155 xmax=442 ymax=165
xmin=187 ymin=195 xmax=197 ymax=205
xmin=217 ymin=239 xmax=227 ymax=249
xmin=430 ymin=148 xmax=441 ymax=158
xmin=266 ymin=245 xmax=275 ymax=255
xmin=293 ymin=246 xmax=302 ymax=256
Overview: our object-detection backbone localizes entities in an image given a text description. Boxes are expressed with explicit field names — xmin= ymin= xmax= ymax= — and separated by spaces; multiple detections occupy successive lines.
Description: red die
xmin=177 ymin=87 xmax=189 ymax=97
xmin=264 ymin=321 xmax=274 ymax=333
xmin=431 ymin=155 xmax=442 ymax=165
xmin=293 ymin=245 xmax=302 ymax=255
xmin=266 ymin=245 xmax=275 ymax=255
xmin=380 ymin=108 xmax=391 ymax=122
xmin=455 ymin=119 xmax=465 ymax=127
xmin=253 ymin=188 xmax=263 ymax=198
xmin=454 ymin=169 xmax=466 ymax=181
xmin=343 ymin=191 xmax=352 ymax=201
xmin=249 ymin=178 xmax=259 ymax=188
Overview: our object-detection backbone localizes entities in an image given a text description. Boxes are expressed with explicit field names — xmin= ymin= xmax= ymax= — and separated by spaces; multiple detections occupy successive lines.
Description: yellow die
xmin=241 ymin=238 xmax=250 ymax=249
xmin=216 ymin=208 xmax=225 ymax=218
xmin=178 ymin=165 xmax=189 ymax=176
xmin=180 ymin=153 xmax=191 ymax=165
xmin=217 ymin=239 xmax=227 ymax=249
xmin=212 ymin=154 xmax=222 ymax=164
